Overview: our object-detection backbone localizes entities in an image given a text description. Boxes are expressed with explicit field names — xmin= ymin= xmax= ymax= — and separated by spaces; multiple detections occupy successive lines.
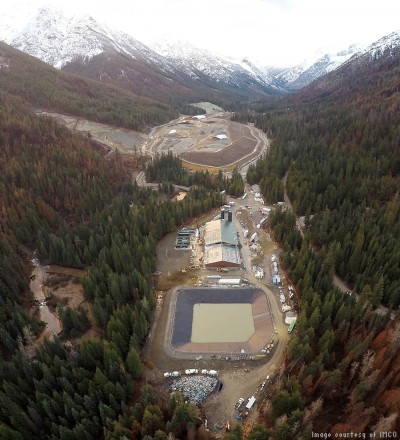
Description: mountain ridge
xmin=1 ymin=5 xmax=399 ymax=104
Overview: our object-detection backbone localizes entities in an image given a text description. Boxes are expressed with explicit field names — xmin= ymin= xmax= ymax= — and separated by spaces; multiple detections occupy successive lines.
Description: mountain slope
xmin=149 ymin=40 xmax=284 ymax=96
xmin=9 ymin=6 xmax=172 ymax=71
xmin=275 ymin=44 xmax=361 ymax=90
xmin=233 ymin=25 xmax=400 ymax=435
xmin=0 ymin=42 xmax=176 ymax=130
xmin=4 ymin=5 xmax=398 ymax=104
xmin=5 ymin=6 xmax=285 ymax=103
xmin=294 ymin=30 xmax=400 ymax=103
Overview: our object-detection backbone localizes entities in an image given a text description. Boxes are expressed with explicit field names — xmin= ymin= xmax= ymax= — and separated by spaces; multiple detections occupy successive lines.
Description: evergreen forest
xmin=144 ymin=152 xmax=244 ymax=197
xmin=1 ymin=30 xmax=400 ymax=440
xmin=0 ymin=91 xmax=223 ymax=439
xmin=229 ymin=47 xmax=400 ymax=435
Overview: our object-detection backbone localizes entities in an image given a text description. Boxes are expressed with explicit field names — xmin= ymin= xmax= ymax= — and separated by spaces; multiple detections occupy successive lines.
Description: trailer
xmin=288 ymin=321 xmax=296 ymax=333
xmin=245 ymin=396 xmax=256 ymax=410
xmin=250 ymin=232 xmax=258 ymax=243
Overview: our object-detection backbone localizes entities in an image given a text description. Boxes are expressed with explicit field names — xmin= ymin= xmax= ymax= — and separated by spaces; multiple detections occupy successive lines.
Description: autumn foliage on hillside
xmin=230 ymin=48 xmax=400 ymax=437
xmin=0 ymin=42 xmax=176 ymax=131
xmin=0 ymin=91 xmax=227 ymax=439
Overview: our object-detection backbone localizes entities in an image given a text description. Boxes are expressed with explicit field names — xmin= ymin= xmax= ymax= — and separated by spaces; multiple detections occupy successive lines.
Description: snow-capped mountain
xmin=1 ymin=4 xmax=399 ymax=101
xmin=3 ymin=6 xmax=282 ymax=98
xmin=8 ymin=6 xmax=173 ymax=72
xmin=275 ymin=45 xmax=361 ymax=90
xmin=360 ymin=30 xmax=400 ymax=60
xmin=149 ymin=40 xmax=284 ymax=94
xmin=293 ymin=29 xmax=400 ymax=103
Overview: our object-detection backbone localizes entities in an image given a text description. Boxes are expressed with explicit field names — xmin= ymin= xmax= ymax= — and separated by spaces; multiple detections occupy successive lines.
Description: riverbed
xmin=30 ymin=257 xmax=62 ymax=340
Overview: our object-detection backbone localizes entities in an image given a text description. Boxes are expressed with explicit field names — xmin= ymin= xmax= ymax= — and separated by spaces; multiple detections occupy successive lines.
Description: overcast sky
xmin=3 ymin=0 xmax=400 ymax=66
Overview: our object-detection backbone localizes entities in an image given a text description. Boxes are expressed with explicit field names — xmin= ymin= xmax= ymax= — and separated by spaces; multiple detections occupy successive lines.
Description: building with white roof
xmin=204 ymin=209 xmax=240 ymax=268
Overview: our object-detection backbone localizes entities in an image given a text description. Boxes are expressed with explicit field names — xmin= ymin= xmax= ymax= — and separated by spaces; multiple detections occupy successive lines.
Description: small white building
xmin=218 ymin=278 xmax=241 ymax=286
xmin=246 ymin=396 xmax=256 ymax=410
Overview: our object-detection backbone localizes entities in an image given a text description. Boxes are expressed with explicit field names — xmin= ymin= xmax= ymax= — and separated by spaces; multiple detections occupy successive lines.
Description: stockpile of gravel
xmin=171 ymin=375 xmax=218 ymax=404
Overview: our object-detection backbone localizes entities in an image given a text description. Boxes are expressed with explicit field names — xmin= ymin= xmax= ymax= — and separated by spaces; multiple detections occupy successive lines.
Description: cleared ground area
xmin=179 ymin=120 xmax=258 ymax=167
xmin=35 ymin=111 xmax=146 ymax=154
xmin=165 ymin=287 xmax=273 ymax=358
xmin=37 ymin=110 xmax=269 ymax=172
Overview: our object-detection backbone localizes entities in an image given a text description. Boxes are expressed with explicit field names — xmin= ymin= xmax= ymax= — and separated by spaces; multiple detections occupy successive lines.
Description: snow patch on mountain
xmin=2 ymin=3 xmax=399 ymax=96
xmin=276 ymin=44 xmax=361 ymax=89
xmin=149 ymin=40 xmax=285 ymax=92
xmin=361 ymin=30 xmax=400 ymax=60
xmin=11 ymin=7 xmax=104 ymax=68
xmin=7 ymin=5 xmax=174 ymax=73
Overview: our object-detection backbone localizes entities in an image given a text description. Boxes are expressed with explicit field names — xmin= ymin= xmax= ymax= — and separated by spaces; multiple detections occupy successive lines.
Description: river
xmin=30 ymin=255 xmax=62 ymax=340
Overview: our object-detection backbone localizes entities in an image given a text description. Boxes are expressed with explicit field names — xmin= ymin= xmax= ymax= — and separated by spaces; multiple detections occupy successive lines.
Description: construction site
xmin=145 ymin=182 xmax=301 ymax=434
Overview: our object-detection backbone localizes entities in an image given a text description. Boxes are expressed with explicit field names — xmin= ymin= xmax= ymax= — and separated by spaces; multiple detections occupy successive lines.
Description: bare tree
xmin=350 ymin=361 xmax=359 ymax=381
xmin=360 ymin=350 xmax=375 ymax=380
xmin=17 ymin=326 xmax=36 ymax=361
xmin=303 ymin=397 xmax=323 ymax=425
xmin=275 ymin=414 xmax=287 ymax=427
xmin=388 ymin=322 xmax=400 ymax=355
xmin=371 ymin=412 xmax=398 ymax=433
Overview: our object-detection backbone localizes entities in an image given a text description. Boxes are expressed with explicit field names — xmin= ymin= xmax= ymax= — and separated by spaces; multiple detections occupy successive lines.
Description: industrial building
xmin=204 ymin=209 xmax=241 ymax=268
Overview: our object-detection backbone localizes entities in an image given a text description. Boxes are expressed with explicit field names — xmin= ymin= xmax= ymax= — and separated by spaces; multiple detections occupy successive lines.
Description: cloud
xmin=261 ymin=0 xmax=293 ymax=10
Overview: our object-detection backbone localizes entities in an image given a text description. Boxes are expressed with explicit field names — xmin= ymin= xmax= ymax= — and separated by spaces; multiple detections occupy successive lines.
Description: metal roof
xmin=205 ymin=244 xmax=240 ymax=266
xmin=205 ymin=219 xmax=237 ymax=246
